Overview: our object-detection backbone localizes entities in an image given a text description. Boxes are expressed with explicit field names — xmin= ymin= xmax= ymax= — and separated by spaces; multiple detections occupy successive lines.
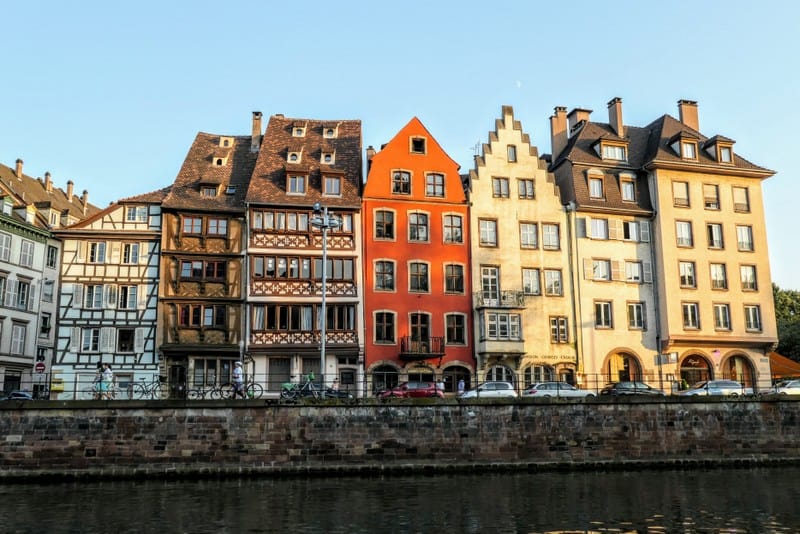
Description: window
xmin=225 ymin=185 xmax=236 ymax=195
xmin=10 ymin=324 xmax=25 ymax=355
xmin=676 ymin=221 xmax=693 ymax=247
xmin=40 ymin=313 xmax=52 ymax=337
xmin=595 ymin=301 xmax=613 ymax=328
xmin=324 ymin=127 xmax=336 ymax=138
xmin=375 ymin=312 xmax=395 ymax=343
xmin=207 ymin=218 xmax=227 ymax=236
xmin=522 ymin=268 xmax=540 ymax=295
xmin=740 ymin=265 xmax=757 ymax=291
xmin=481 ymin=266 xmax=499 ymax=303
xmin=85 ymin=285 xmax=104 ymax=308
xmin=719 ymin=145 xmax=733 ymax=163
xmin=623 ymin=221 xmax=641 ymax=241
xmin=375 ymin=210 xmax=394 ymax=239
xmin=42 ymin=279 xmax=54 ymax=302
xmin=82 ymin=328 xmax=100 ymax=352
xmin=601 ymin=144 xmax=627 ymax=160
xmin=324 ymin=176 xmax=341 ymax=196
xmin=542 ymin=224 xmax=559 ymax=250
xmin=518 ymin=179 xmax=535 ymax=199
xmin=126 ymin=206 xmax=148 ymax=222
xmin=409 ymin=262 xmax=429 ymax=292
xmin=410 ymin=313 xmax=430 ymax=347
xmin=593 ymin=259 xmax=611 ymax=281
xmin=182 ymin=260 xmax=227 ymax=280
xmin=733 ymin=186 xmax=750 ymax=212
xmin=446 ymin=314 xmax=466 ymax=344
xmin=443 ymin=215 xmax=463 ymax=244
xmin=293 ymin=127 xmax=305 ymax=137
xmin=288 ymin=152 xmax=300 ymax=163
xmin=679 ymin=261 xmax=696 ymax=288
xmin=714 ymin=304 xmax=731 ymax=330
xmin=672 ymin=181 xmax=689 ymax=207
xmin=589 ymin=177 xmax=604 ymax=199
xmin=14 ymin=280 xmax=29 ymax=310
xmin=550 ymin=317 xmax=568 ymax=343
xmin=119 ymin=285 xmax=138 ymax=309
xmin=288 ymin=175 xmax=306 ymax=194
xmin=621 ymin=179 xmax=636 ymax=201
xmin=479 ymin=219 xmax=498 ymax=247
xmin=704 ymin=184 xmax=720 ymax=209
xmin=445 ymin=264 xmax=464 ymax=293
xmin=201 ymin=186 xmax=217 ymax=197
xmin=89 ymin=242 xmax=106 ymax=263
xmin=681 ymin=141 xmax=697 ymax=159
xmin=492 ymin=177 xmax=510 ymax=198
xmin=682 ymin=302 xmax=700 ymax=329
xmin=375 ymin=261 xmax=395 ymax=291
xmin=737 ymin=225 xmax=754 ymax=251
xmin=520 ymin=223 xmax=538 ymax=249
xmin=0 ymin=233 xmax=10 ymax=262
xmin=321 ymin=152 xmax=334 ymax=164
xmin=744 ymin=305 xmax=762 ymax=331
xmin=590 ymin=218 xmax=609 ymax=240
xmin=707 ymin=223 xmax=724 ymax=249
xmin=505 ymin=145 xmax=517 ymax=162
xmin=46 ymin=245 xmax=58 ymax=268
xmin=123 ymin=243 xmax=140 ymax=264
xmin=183 ymin=217 xmax=202 ymax=234
xmin=710 ymin=263 xmax=728 ymax=290
xmin=410 ymin=137 xmax=426 ymax=154
xmin=486 ymin=313 xmax=521 ymax=340
xmin=627 ymin=302 xmax=645 ymax=330
xmin=626 ymin=261 xmax=643 ymax=283
xmin=408 ymin=212 xmax=429 ymax=242
xmin=392 ymin=171 xmax=411 ymax=194
xmin=19 ymin=240 xmax=34 ymax=267
xmin=179 ymin=304 xmax=226 ymax=328
xmin=426 ymin=174 xmax=444 ymax=197
xmin=544 ymin=269 xmax=562 ymax=296
xmin=118 ymin=328 xmax=136 ymax=352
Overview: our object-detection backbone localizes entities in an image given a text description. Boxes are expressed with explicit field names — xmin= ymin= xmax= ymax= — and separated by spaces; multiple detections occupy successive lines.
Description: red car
xmin=377 ymin=381 xmax=444 ymax=400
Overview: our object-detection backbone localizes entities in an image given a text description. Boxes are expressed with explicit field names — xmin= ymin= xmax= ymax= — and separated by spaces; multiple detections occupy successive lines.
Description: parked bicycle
xmin=128 ymin=377 xmax=169 ymax=400
xmin=214 ymin=379 xmax=264 ymax=400
xmin=280 ymin=373 xmax=322 ymax=401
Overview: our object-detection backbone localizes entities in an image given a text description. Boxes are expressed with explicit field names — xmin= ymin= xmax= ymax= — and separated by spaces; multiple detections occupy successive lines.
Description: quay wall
xmin=1 ymin=397 xmax=799 ymax=480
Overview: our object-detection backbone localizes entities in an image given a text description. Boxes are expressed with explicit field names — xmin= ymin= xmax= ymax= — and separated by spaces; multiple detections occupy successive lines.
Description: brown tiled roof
xmin=162 ymin=133 xmax=257 ymax=212
xmin=118 ymin=186 xmax=173 ymax=204
xmin=0 ymin=160 xmax=102 ymax=228
xmin=247 ymin=115 xmax=362 ymax=209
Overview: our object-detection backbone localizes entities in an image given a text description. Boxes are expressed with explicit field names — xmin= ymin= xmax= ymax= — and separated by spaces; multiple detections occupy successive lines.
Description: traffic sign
xmin=35 ymin=362 xmax=46 ymax=373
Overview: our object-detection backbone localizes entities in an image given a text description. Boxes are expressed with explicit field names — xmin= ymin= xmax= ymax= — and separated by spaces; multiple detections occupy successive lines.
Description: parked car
xmin=459 ymin=381 xmax=518 ymax=399
xmin=0 ymin=390 xmax=33 ymax=401
xmin=769 ymin=379 xmax=800 ymax=395
xmin=599 ymin=381 xmax=666 ymax=396
xmin=522 ymin=382 xmax=596 ymax=398
xmin=677 ymin=380 xmax=752 ymax=397
xmin=377 ymin=381 xmax=444 ymax=400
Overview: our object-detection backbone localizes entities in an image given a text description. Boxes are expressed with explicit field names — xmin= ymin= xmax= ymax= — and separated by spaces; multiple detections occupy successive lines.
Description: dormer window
xmin=410 ymin=137 xmax=426 ymax=154
xmin=599 ymin=142 xmax=627 ymax=161
xmin=288 ymin=152 xmax=301 ymax=163
xmin=225 ymin=185 xmax=237 ymax=195
xmin=719 ymin=145 xmax=733 ymax=163
xmin=201 ymin=186 xmax=218 ymax=197
xmin=703 ymin=136 xmax=736 ymax=164
xmin=321 ymin=152 xmax=334 ymax=164
xmin=288 ymin=175 xmax=307 ymax=195
xmin=293 ymin=127 xmax=306 ymax=137
xmin=681 ymin=141 xmax=697 ymax=160
xmin=214 ymin=157 xmax=227 ymax=167
xmin=219 ymin=137 xmax=234 ymax=148
xmin=324 ymin=127 xmax=337 ymax=138
xmin=620 ymin=172 xmax=636 ymax=202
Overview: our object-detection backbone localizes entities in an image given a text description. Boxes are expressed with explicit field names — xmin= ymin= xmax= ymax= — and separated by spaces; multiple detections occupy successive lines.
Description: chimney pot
xmin=66 ymin=180 xmax=74 ymax=202
xmin=45 ymin=172 xmax=53 ymax=193
xmin=678 ymin=99 xmax=699 ymax=131
xmin=607 ymin=97 xmax=624 ymax=136
xmin=15 ymin=159 xmax=23 ymax=178
xmin=567 ymin=108 xmax=592 ymax=134
xmin=251 ymin=111 xmax=263 ymax=153
xmin=549 ymin=106 xmax=568 ymax=158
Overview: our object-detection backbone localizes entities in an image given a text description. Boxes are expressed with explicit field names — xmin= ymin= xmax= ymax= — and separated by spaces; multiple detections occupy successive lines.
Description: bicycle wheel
xmin=155 ymin=382 xmax=171 ymax=400
xmin=129 ymin=383 xmax=148 ymax=399
xmin=80 ymin=387 xmax=97 ymax=400
xmin=187 ymin=388 xmax=202 ymax=400
xmin=247 ymin=383 xmax=264 ymax=399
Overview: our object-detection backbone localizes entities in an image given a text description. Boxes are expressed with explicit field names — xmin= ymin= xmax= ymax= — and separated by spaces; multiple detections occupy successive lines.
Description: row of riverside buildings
xmin=0 ymin=97 xmax=779 ymax=399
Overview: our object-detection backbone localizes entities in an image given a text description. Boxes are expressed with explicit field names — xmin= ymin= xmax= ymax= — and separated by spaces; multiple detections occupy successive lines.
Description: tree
xmin=774 ymin=284 xmax=800 ymax=361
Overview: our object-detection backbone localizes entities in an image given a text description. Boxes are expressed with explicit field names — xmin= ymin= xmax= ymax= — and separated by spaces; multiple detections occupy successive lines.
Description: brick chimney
xmin=251 ymin=111 xmax=262 ymax=153
xmin=45 ymin=172 xmax=53 ymax=193
xmin=66 ymin=180 xmax=74 ymax=202
xmin=678 ymin=99 xmax=699 ymax=131
xmin=81 ymin=190 xmax=89 ymax=210
xmin=567 ymin=108 xmax=592 ymax=134
xmin=607 ymin=97 xmax=624 ymax=136
xmin=15 ymin=159 xmax=23 ymax=179
xmin=366 ymin=146 xmax=376 ymax=173
xmin=549 ymin=106 xmax=568 ymax=159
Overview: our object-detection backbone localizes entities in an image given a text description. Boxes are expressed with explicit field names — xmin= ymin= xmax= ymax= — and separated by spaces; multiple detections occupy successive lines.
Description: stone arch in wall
xmin=369 ymin=363 xmax=399 ymax=394
xmin=441 ymin=364 xmax=471 ymax=393
xmin=522 ymin=364 xmax=555 ymax=388
xmin=720 ymin=353 xmax=756 ymax=388
xmin=602 ymin=350 xmax=643 ymax=384
xmin=679 ymin=353 xmax=713 ymax=386
xmin=485 ymin=364 xmax=516 ymax=386
xmin=406 ymin=364 xmax=435 ymax=383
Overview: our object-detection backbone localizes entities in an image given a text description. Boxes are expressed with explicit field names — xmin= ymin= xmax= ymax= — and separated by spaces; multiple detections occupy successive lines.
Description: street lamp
xmin=310 ymin=202 xmax=341 ymax=387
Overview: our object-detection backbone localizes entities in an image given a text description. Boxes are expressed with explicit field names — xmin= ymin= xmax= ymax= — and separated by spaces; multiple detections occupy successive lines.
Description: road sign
xmin=35 ymin=362 xmax=46 ymax=373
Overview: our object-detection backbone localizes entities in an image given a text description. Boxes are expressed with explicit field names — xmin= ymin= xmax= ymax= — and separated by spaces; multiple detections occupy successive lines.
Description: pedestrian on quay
xmin=101 ymin=363 xmax=114 ymax=400
xmin=457 ymin=378 xmax=465 ymax=396
xmin=92 ymin=362 xmax=103 ymax=400
xmin=232 ymin=361 xmax=245 ymax=399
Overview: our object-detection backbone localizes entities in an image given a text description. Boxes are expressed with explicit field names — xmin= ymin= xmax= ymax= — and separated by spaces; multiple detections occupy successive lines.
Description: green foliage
xmin=774 ymin=284 xmax=800 ymax=361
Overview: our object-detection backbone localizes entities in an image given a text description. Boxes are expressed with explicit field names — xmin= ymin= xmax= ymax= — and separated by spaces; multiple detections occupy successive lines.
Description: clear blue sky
xmin=3 ymin=1 xmax=798 ymax=288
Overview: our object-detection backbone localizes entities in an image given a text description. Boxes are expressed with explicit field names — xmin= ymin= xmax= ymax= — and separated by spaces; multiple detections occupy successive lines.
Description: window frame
xmin=627 ymin=302 xmax=646 ymax=330
xmin=594 ymin=301 xmax=613 ymax=328
xmin=391 ymin=170 xmax=411 ymax=195
xmin=736 ymin=225 xmax=754 ymax=252
xmin=375 ymin=311 xmax=396 ymax=344
xmin=409 ymin=261 xmax=430 ymax=293
xmin=519 ymin=222 xmax=538 ymax=249
xmin=375 ymin=260 xmax=395 ymax=292
xmin=744 ymin=305 xmax=762 ymax=332
xmin=443 ymin=214 xmax=463 ymax=244
xmin=522 ymin=268 xmax=541 ymax=296
xmin=374 ymin=210 xmax=395 ymax=240
xmin=425 ymin=173 xmax=445 ymax=197
xmin=518 ymin=179 xmax=535 ymax=199
xmin=408 ymin=212 xmax=430 ymax=243
xmin=479 ymin=219 xmax=498 ymax=247
xmin=713 ymin=303 xmax=731 ymax=331
xmin=492 ymin=177 xmax=510 ymax=198
xmin=444 ymin=264 xmax=465 ymax=294
xmin=682 ymin=302 xmax=700 ymax=329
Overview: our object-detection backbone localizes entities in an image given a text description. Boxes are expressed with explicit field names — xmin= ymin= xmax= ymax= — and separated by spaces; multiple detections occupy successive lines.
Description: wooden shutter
xmin=72 ymin=284 xmax=83 ymax=309
xmin=100 ymin=327 xmax=114 ymax=352
xmin=134 ymin=328 xmax=145 ymax=353
xmin=139 ymin=242 xmax=149 ymax=264
xmin=611 ymin=261 xmax=623 ymax=281
xmin=70 ymin=327 xmax=80 ymax=352
xmin=608 ymin=219 xmax=622 ymax=240
xmin=76 ymin=241 xmax=86 ymax=261
xmin=137 ymin=285 xmax=147 ymax=309
xmin=580 ymin=217 xmax=590 ymax=238
xmin=643 ymin=261 xmax=653 ymax=283
xmin=109 ymin=242 xmax=121 ymax=264
xmin=640 ymin=221 xmax=651 ymax=242
xmin=105 ymin=285 xmax=118 ymax=309
xmin=582 ymin=258 xmax=592 ymax=280
xmin=27 ymin=284 xmax=36 ymax=311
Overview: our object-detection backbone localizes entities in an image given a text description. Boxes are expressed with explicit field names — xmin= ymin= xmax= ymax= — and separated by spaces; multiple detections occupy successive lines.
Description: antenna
xmin=471 ymin=141 xmax=481 ymax=157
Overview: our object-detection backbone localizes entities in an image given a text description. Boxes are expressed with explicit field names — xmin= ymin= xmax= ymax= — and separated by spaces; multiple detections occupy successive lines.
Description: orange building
xmin=362 ymin=118 xmax=473 ymax=394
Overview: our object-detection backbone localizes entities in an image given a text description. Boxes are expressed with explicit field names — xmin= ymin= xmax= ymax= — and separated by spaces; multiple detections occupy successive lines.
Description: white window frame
xmin=520 ymin=223 xmax=538 ymax=249
xmin=744 ymin=305 xmax=762 ymax=331
xmin=627 ymin=302 xmax=645 ymax=330
xmin=714 ymin=304 xmax=731 ymax=330
xmin=594 ymin=301 xmax=613 ymax=328
xmin=522 ymin=268 xmax=540 ymax=296
xmin=682 ymin=302 xmax=700 ymax=329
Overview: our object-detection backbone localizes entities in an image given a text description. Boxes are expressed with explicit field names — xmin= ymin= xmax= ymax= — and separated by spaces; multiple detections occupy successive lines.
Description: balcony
xmin=473 ymin=290 xmax=526 ymax=309
xmin=399 ymin=336 xmax=445 ymax=362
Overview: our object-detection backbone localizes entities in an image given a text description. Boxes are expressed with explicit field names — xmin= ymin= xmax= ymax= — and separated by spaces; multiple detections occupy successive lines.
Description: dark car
xmin=0 ymin=390 xmax=33 ymax=401
xmin=377 ymin=381 xmax=444 ymax=400
xmin=600 ymin=381 xmax=666 ymax=396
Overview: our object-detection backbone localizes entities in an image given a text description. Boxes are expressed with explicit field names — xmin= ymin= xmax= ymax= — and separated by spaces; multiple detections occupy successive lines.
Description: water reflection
xmin=2 ymin=467 xmax=798 ymax=533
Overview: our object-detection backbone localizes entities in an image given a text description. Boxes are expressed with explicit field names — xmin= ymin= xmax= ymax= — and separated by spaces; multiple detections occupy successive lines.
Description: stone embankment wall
xmin=1 ymin=397 xmax=798 ymax=480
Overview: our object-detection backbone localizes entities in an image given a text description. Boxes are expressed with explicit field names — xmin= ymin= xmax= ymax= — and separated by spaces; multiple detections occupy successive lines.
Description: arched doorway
xmin=721 ymin=355 xmax=755 ymax=388
xmin=605 ymin=352 xmax=642 ymax=383
xmin=523 ymin=365 xmax=554 ymax=388
xmin=679 ymin=354 xmax=712 ymax=386
xmin=371 ymin=364 xmax=398 ymax=394
xmin=442 ymin=365 xmax=471 ymax=393
xmin=407 ymin=366 xmax=435 ymax=383
xmin=485 ymin=365 xmax=516 ymax=386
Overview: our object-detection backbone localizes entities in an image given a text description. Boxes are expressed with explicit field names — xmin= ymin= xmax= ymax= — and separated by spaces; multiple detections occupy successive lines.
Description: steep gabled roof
xmin=162 ymin=133 xmax=257 ymax=212
xmin=247 ymin=115 xmax=362 ymax=209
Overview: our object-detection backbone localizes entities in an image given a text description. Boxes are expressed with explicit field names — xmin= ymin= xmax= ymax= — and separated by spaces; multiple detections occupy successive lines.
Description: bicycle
xmin=280 ymin=373 xmax=322 ymax=401
xmin=214 ymin=379 xmax=264 ymax=400
xmin=79 ymin=382 xmax=121 ymax=400
xmin=128 ymin=377 xmax=169 ymax=400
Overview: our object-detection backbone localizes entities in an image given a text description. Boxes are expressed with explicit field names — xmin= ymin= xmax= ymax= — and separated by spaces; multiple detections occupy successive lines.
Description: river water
xmin=2 ymin=467 xmax=798 ymax=533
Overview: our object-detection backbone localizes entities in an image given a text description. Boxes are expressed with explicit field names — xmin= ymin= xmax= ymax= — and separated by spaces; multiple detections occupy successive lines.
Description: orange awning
xmin=769 ymin=352 xmax=800 ymax=379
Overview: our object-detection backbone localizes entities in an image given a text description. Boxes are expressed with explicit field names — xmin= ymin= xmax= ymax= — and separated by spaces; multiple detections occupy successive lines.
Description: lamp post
xmin=310 ymin=202 xmax=340 ymax=387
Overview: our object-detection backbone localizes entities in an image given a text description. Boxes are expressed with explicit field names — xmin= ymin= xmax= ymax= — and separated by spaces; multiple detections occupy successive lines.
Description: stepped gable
xmin=162 ymin=132 xmax=257 ymax=212
xmin=247 ymin=115 xmax=363 ymax=208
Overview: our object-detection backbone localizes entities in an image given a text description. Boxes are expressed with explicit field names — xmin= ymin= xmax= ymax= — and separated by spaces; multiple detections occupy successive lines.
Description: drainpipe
xmin=564 ymin=201 xmax=584 ymax=385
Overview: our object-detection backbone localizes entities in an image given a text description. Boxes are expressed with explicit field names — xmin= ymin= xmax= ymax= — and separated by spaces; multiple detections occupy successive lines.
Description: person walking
xmin=101 ymin=363 xmax=114 ymax=400
xmin=457 ymin=378 xmax=465 ymax=396
xmin=231 ymin=361 xmax=245 ymax=399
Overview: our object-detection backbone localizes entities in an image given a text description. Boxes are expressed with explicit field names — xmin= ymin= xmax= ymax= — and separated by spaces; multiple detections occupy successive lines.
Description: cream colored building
xmin=467 ymin=106 xmax=577 ymax=388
